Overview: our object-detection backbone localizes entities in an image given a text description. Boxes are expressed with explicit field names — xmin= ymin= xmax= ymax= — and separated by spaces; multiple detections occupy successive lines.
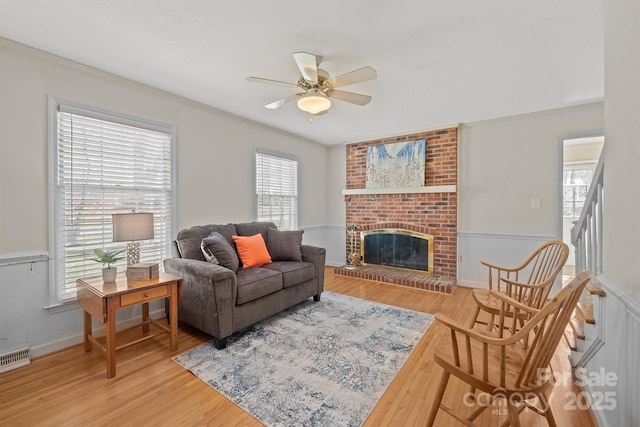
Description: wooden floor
xmin=0 ymin=268 xmax=597 ymax=426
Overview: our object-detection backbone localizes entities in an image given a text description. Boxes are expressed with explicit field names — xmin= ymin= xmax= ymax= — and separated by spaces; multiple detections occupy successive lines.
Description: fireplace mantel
xmin=342 ymin=185 xmax=456 ymax=196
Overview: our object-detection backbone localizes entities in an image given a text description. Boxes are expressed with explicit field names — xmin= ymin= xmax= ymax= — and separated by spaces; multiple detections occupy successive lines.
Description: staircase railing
xmin=569 ymin=152 xmax=605 ymax=368
xmin=571 ymin=153 xmax=604 ymax=276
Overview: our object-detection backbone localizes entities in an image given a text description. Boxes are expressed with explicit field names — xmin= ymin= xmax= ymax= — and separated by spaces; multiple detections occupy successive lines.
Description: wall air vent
xmin=0 ymin=346 xmax=30 ymax=373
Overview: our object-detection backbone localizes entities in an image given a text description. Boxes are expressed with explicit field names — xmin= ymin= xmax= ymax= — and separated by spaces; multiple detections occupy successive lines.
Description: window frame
xmin=47 ymin=98 xmax=176 ymax=306
xmin=562 ymin=161 xmax=597 ymax=218
xmin=254 ymin=147 xmax=300 ymax=231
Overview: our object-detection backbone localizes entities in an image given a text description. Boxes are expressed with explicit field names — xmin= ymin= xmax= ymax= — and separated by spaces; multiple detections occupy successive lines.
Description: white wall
xmin=585 ymin=1 xmax=640 ymax=426
xmin=174 ymin=103 xmax=328 ymax=229
xmin=322 ymin=145 xmax=348 ymax=265
xmin=456 ymin=104 xmax=604 ymax=286
xmin=457 ymin=231 xmax=556 ymax=288
xmin=326 ymin=145 xmax=347 ymax=228
xmin=458 ymin=104 xmax=604 ymax=235
xmin=601 ymin=0 xmax=640 ymax=300
xmin=0 ymin=38 xmax=330 ymax=357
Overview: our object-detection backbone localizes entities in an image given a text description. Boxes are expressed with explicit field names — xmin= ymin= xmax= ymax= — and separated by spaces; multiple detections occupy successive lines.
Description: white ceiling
xmin=0 ymin=0 xmax=604 ymax=145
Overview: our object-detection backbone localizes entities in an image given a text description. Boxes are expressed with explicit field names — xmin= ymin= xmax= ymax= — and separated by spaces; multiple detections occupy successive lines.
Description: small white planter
xmin=102 ymin=267 xmax=117 ymax=282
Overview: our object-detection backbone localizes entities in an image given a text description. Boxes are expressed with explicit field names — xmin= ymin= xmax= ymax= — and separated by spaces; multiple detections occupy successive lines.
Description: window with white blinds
xmin=255 ymin=150 xmax=298 ymax=230
xmin=50 ymin=102 xmax=174 ymax=301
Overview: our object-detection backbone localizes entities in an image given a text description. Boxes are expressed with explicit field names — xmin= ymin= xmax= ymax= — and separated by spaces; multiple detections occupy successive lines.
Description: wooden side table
xmin=76 ymin=272 xmax=183 ymax=378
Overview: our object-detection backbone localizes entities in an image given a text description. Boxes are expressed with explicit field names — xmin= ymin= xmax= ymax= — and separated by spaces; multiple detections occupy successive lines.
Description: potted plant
xmin=94 ymin=249 xmax=125 ymax=282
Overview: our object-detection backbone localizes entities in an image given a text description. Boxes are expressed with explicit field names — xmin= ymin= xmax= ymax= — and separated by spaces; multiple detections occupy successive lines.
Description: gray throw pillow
xmin=266 ymin=228 xmax=303 ymax=261
xmin=200 ymin=239 xmax=220 ymax=264
xmin=201 ymin=232 xmax=240 ymax=271
xmin=236 ymin=221 xmax=277 ymax=241
xmin=177 ymin=238 xmax=205 ymax=261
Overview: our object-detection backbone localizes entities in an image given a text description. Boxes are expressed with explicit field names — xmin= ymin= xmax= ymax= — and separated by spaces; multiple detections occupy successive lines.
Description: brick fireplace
xmin=336 ymin=127 xmax=458 ymax=293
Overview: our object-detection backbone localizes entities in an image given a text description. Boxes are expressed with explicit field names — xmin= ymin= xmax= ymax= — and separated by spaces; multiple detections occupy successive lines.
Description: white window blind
xmin=51 ymin=103 xmax=174 ymax=301
xmin=255 ymin=150 xmax=298 ymax=230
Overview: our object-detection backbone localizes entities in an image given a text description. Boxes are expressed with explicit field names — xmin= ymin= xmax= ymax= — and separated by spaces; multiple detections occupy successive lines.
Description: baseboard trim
xmin=325 ymin=261 xmax=343 ymax=267
xmin=455 ymin=279 xmax=486 ymax=289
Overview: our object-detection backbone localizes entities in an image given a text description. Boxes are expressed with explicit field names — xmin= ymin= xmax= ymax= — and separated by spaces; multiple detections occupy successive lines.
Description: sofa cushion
xmin=201 ymin=232 xmax=240 ymax=271
xmin=232 ymin=234 xmax=272 ymax=269
xmin=176 ymin=223 xmax=237 ymax=260
xmin=263 ymin=261 xmax=316 ymax=288
xmin=236 ymin=267 xmax=283 ymax=304
xmin=235 ymin=221 xmax=277 ymax=241
xmin=266 ymin=227 xmax=303 ymax=261
xmin=176 ymin=232 xmax=206 ymax=261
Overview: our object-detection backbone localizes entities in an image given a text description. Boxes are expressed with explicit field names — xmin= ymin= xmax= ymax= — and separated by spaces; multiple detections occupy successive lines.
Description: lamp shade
xmin=112 ymin=213 xmax=154 ymax=242
xmin=297 ymin=90 xmax=331 ymax=115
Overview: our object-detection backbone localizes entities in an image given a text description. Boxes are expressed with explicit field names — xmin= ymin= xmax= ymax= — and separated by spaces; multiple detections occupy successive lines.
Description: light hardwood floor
xmin=0 ymin=268 xmax=598 ymax=426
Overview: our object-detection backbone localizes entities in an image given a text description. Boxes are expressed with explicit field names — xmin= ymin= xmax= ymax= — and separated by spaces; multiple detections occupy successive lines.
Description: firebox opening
xmin=361 ymin=228 xmax=434 ymax=275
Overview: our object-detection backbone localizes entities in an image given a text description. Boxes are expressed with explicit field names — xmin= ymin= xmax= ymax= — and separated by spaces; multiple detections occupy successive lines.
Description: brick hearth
xmin=338 ymin=127 xmax=458 ymax=293
xmin=334 ymin=265 xmax=456 ymax=293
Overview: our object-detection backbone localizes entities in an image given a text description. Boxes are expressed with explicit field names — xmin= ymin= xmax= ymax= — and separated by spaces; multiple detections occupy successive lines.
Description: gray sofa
xmin=164 ymin=221 xmax=326 ymax=349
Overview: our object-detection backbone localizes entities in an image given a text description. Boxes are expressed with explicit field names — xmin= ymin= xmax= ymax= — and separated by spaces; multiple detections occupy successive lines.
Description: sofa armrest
xmin=300 ymin=245 xmax=326 ymax=297
xmin=164 ymin=257 xmax=235 ymax=283
xmin=163 ymin=257 xmax=236 ymax=340
xmin=300 ymin=245 xmax=326 ymax=263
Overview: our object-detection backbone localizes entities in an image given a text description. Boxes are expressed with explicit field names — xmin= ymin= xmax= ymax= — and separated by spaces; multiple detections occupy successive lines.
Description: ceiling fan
xmin=246 ymin=51 xmax=377 ymax=115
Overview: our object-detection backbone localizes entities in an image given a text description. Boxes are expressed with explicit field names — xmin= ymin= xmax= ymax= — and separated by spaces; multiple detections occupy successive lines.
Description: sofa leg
xmin=313 ymin=294 xmax=321 ymax=302
xmin=213 ymin=337 xmax=227 ymax=350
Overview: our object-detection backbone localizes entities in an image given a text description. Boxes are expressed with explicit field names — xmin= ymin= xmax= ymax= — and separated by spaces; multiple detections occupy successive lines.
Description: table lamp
xmin=112 ymin=212 xmax=154 ymax=265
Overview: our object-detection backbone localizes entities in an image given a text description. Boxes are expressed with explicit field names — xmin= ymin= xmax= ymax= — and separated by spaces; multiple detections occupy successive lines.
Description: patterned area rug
xmin=173 ymin=291 xmax=434 ymax=427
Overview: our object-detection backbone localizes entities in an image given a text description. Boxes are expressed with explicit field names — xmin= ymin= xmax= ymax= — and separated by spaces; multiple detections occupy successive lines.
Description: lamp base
xmin=126 ymin=241 xmax=140 ymax=265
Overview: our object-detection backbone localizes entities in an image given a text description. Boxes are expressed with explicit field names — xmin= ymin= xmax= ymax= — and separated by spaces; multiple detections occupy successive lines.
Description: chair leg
xmin=487 ymin=313 xmax=496 ymax=333
xmin=468 ymin=305 xmax=481 ymax=328
xmin=426 ymin=370 xmax=450 ymax=426
xmin=538 ymin=391 xmax=557 ymax=427
xmin=507 ymin=399 xmax=522 ymax=427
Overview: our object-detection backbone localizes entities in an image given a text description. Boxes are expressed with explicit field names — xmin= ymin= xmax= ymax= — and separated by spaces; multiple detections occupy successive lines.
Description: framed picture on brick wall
xmin=365 ymin=139 xmax=426 ymax=188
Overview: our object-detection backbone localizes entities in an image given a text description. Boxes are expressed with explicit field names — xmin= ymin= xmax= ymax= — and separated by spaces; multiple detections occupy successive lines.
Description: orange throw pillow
xmin=232 ymin=233 xmax=272 ymax=269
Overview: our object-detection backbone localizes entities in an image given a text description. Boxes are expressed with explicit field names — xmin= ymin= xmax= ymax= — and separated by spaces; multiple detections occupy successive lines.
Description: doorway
xmin=561 ymin=136 xmax=604 ymax=276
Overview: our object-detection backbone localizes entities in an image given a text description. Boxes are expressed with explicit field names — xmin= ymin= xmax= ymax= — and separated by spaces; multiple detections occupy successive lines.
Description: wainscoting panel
xmin=302 ymin=225 xmax=345 ymax=267
xmin=457 ymin=231 xmax=557 ymax=288
xmin=0 ymin=252 xmax=165 ymax=358
xmin=0 ymin=252 xmax=47 ymax=354
xmin=586 ymin=274 xmax=640 ymax=427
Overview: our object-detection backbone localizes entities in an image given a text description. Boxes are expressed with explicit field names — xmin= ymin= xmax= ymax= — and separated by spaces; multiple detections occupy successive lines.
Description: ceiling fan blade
xmin=246 ymin=76 xmax=299 ymax=88
xmin=327 ymin=66 xmax=377 ymax=88
xmin=329 ymin=90 xmax=372 ymax=106
xmin=264 ymin=93 xmax=302 ymax=109
xmin=293 ymin=51 xmax=319 ymax=82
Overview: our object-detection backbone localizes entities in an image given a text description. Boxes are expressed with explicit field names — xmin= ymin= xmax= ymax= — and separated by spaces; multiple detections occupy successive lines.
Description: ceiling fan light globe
xmin=297 ymin=94 xmax=331 ymax=115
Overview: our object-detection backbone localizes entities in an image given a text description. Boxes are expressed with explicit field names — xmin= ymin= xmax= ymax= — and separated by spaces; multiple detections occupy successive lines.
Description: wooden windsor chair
xmin=426 ymin=271 xmax=591 ymax=426
xmin=469 ymin=240 xmax=569 ymax=337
